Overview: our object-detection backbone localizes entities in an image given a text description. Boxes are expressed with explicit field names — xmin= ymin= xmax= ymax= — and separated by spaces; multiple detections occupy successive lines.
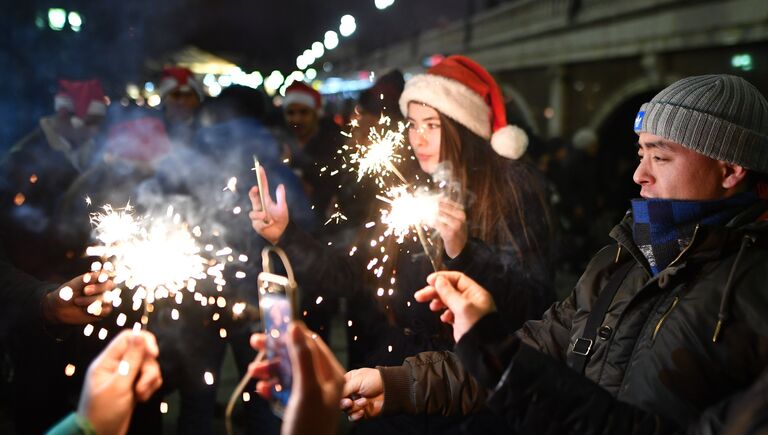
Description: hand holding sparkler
xmin=414 ymin=272 xmax=496 ymax=343
xmin=76 ymin=330 xmax=162 ymax=435
xmin=248 ymin=166 xmax=289 ymax=245
xmin=432 ymin=198 xmax=468 ymax=259
xmin=43 ymin=271 xmax=116 ymax=325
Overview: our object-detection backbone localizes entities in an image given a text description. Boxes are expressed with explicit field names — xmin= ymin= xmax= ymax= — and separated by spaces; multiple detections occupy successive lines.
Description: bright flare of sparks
xmin=378 ymin=186 xmax=440 ymax=243
xmin=84 ymin=203 xmax=232 ymax=329
xmin=347 ymin=118 xmax=408 ymax=187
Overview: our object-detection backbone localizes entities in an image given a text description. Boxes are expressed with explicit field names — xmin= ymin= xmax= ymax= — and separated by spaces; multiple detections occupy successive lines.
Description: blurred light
xmin=305 ymin=68 xmax=317 ymax=81
xmin=279 ymin=83 xmax=289 ymax=97
xmin=68 ymin=11 xmax=82 ymax=31
xmin=731 ymin=53 xmax=753 ymax=71
xmin=207 ymin=83 xmax=222 ymax=97
xmin=35 ymin=16 xmax=45 ymax=29
xmin=126 ymin=84 xmax=140 ymax=99
xmin=232 ymin=71 xmax=263 ymax=89
xmin=147 ymin=94 xmax=161 ymax=107
xmin=311 ymin=41 xmax=325 ymax=59
xmin=48 ymin=8 xmax=67 ymax=31
xmin=265 ymin=70 xmax=285 ymax=94
xmin=296 ymin=55 xmax=308 ymax=70
xmin=324 ymin=31 xmax=339 ymax=50
xmin=323 ymin=62 xmax=333 ymax=72
xmin=303 ymin=49 xmax=316 ymax=65
xmin=318 ymin=77 xmax=373 ymax=94
xmin=218 ymin=75 xmax=233 ymax=87
xmin=289 ymin=71 xmax=305 ymax=82
xmin=375 ymin=0 xmax=395 ymax=10
xmin=144 ymin=82 xmax=155 ymax=92
xmin=340 ymin=15 xmax=356 ymax=37
xmin=203 ymin=74 xmax=217 ymax=87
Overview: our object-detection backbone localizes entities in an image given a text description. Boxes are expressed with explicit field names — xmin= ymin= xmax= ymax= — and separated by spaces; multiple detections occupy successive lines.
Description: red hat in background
xmin=399 ymin=55 xmax=528 ymax=159
xmin=158 ymin=66 xmax=204 ymax=101
xmin=105 ymin=117 xmax=171 ymax=164
xmin=54 ymin=79 xmax=107 ymax=119
xmin=283 ymin=82 xmax=322 ymax=112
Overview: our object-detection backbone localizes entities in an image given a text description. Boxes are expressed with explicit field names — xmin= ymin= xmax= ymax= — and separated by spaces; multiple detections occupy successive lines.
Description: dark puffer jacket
xmin=379 ymin=201 xmax=768 ymax=434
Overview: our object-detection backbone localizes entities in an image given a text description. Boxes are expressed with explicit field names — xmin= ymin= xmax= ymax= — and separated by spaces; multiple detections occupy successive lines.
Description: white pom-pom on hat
xmin=491 ymin=124 xmax=528 ymax=159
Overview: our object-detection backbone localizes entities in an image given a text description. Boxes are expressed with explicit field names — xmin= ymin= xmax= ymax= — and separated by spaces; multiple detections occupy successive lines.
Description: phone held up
xmin=257 ymin=246 xmax=298 ymax=417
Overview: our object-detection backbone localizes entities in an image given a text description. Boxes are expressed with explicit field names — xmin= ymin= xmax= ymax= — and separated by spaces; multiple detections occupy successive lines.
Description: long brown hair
xmin=438 ymin=112 xmax=553 ymax=263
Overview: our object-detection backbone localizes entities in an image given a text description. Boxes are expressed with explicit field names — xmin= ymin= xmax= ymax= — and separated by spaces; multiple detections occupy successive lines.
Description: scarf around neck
xmin=630 ymin=192 xmax=758 ymax=275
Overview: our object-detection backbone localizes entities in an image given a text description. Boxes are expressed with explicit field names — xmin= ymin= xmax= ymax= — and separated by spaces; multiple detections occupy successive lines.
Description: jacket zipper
xmin=652 ymin=296 xmax=679 ymax=341
xmin=667 ymin=224 xmax=700 ymax=268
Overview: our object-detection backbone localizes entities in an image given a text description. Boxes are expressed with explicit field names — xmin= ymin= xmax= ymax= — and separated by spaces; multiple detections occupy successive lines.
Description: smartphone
xmin=258 ymin=271 xmax=294 ymax=416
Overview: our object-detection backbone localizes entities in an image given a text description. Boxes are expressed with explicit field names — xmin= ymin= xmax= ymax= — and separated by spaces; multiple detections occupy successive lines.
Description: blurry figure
xmin=158 ymin=66 xmax=204 ymax=144
xmin=0 ymin=79 xmax=107 ymax=280
xmin=46 ymin=330 xmax=162 ymax=435
xmin=281 ymin=82 xmax=341 ymax=221
xmin=249 ymin=322 xmax=345 ymax=435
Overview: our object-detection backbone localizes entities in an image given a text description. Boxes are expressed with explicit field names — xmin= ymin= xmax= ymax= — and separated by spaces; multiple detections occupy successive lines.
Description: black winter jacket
xmin=379 ymin=201 xmax=768 ymax=434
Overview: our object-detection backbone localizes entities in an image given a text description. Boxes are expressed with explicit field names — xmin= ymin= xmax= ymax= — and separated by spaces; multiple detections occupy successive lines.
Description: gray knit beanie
xmin=634 ymin=74 xmax=768 ymax=173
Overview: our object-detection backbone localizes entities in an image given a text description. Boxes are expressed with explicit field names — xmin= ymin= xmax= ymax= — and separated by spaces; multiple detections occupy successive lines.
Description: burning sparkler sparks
xmin=345 ymin=117 xmax=408 ymax=187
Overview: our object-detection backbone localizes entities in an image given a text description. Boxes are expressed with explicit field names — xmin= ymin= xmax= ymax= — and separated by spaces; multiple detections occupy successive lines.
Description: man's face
xmin=634 ymin=133 xmax=731 ymax=200
xmin=284 ymin=103 xmax=318 ymax=142
xmin=164 ymin=89 xmax=200 ymax=123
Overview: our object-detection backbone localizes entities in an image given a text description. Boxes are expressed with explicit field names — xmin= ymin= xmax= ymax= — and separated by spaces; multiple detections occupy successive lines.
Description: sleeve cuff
xmin=455 ymin=312 xmax=519 ymax=388
xmin=378 ymin=365 xmax=416 ymax=416
xmin=443 ymin=238 xmax=478 ymax=271
xmin=45 ymin=412 xmax=96 ymax=435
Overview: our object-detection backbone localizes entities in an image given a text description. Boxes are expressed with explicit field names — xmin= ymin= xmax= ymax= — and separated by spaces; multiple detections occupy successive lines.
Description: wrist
xmin=41 ymin=291 xmax=59 ymax=325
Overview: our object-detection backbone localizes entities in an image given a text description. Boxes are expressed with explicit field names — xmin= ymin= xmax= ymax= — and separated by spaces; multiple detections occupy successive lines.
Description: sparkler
xmin=84 ymin=202 xmax=229 ymax=329
xmin=345 ymin=116 xmax=409 ymax=188
xmin=377 ymin=186 xmax=441 ymax=271
xmin=252 ymin=156 xmax=269 ymax=223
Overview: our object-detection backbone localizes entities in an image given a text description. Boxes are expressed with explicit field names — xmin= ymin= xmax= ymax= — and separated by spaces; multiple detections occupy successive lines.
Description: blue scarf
xmin=631 ymin=192 xmax=758 ymax=275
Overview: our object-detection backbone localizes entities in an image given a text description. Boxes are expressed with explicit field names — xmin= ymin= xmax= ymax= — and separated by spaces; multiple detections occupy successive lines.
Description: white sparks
xmin=118 ymin=360 xmax=130 ymax=376
xmin=59 ymin=286 xmax=73 ymax=301
xmin=160 ymin=402 xmax=169 ymax=414
xmin=204 ymin=371 xmax=214 ymax=385
xmin=64 ymin=364 xmax=76 ymax=376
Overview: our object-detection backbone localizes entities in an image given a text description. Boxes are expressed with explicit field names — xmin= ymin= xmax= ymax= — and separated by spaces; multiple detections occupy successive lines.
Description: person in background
xmin=343 ymin=74 xmax=768 ymax=434
xmin=46 ymin=329 xmax=162 ymax=435
xmin=158 ymin=66 xmax=204 ymax=144
xmin=281 ymin=82 xmax=341 ymax=222
xmin=0 ymin=79 xmax=107 ymax=280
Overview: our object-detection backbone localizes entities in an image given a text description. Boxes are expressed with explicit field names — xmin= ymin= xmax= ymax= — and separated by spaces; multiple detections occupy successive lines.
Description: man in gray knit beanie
xmin=342 ymin=74 xmax=768 ymax=434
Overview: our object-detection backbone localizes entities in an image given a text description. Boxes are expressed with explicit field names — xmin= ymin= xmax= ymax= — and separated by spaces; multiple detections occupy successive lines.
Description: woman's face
xmin=407 ymin=102 xmax=442 ymax=174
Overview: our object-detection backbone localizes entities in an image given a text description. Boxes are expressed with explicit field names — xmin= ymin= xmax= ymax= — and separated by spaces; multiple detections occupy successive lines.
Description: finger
xmin=438 ymin=201 xmax=465 ymax=220
xmin=287 ymin=323 xmax=316 ymax=391
xmin=429 ymin=298 xmax=446 ymax=312
xmin=141 ymin=331 xmax=160 ymax=358
xmin=414 ymin=286 xmax=438 ymax=303
xmin=440 ymin=310 xmax=455 ymax=324
xmin=256 ymin=380 xmax=273 ymax=399
xmin=83 ymin=281 xmax=116 ymax=296
xmin=135 ymin=358 xmax=162 ymax=402
xmin=340 ymin=398 xmax=354 ymax=410
xmin=306 ymin=327 xmax=344 ymax=383
xmin=250 ymin=333 xmax=266 ymax=351
xmin=342 ymin=370 xmax=363 ymax=398
xmin=74 ymin=295 xmax=105 ymax=307
xmin=248 ymin=360 xmax=271 ymax=379
xmin=274 ymin=184 xmax=287 ymax=215
xmin=349 ymin=410 xmax=366 ymax=421
xmin=433 ymin=276 xmax=467 ymax=313
xmin=427 ymin=271 xmax=478 ymax=291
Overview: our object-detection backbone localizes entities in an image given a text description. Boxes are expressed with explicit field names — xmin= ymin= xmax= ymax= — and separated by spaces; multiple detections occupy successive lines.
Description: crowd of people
xmin=2 ymin=53 xmax=768 ymax=435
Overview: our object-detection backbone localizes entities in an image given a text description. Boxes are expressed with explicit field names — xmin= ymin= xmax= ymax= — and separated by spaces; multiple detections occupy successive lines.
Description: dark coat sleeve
xmin=377 ymin=350 xmax=489 ymax=417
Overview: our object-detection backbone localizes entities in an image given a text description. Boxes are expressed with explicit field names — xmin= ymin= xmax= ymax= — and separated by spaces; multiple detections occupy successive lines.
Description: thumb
xmin=433 ymin=276 xmax=466 ymax=312
xmin=103 ymin=331 xmax=146 ymax=382
xmin=275 ymin=184 xmax=288 ymax=214
xmin=287 ymin=323 xmax=313 ymax=389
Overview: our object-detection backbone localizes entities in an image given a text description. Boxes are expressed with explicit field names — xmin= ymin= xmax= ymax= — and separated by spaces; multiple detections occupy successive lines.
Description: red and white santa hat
xmin=54 ymin=79 xmax=107 ymax=118
xmin=158 ymin=66 xmax=204 ymax=100
xmin=399 ymin=55 xmax=528 ymax=159
xmin=283 ymin=82 xmax=322 ymax=112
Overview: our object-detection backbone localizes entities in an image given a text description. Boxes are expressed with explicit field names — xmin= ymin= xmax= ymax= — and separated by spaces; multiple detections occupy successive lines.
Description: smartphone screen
xmin=258 ymin=273 xmax=293 ymax=416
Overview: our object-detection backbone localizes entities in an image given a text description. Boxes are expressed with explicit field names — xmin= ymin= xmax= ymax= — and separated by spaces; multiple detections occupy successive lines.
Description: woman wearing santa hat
xmin=249 ymin=55 xmax=555 ymax=433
